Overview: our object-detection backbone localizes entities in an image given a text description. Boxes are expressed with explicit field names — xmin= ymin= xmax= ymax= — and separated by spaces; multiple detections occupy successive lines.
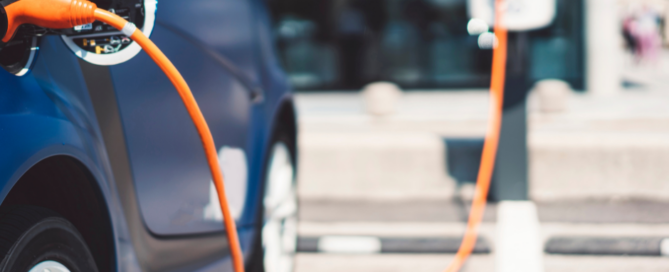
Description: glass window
xmin=269 ymin=0 xmax=585 ymax=91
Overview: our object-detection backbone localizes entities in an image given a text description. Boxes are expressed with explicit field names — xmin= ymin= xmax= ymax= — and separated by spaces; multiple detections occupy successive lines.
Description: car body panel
xmin=110 ymin=24 xmax=253 ymax=235
xmin=0 ymin=35 xmax=140 ymax=270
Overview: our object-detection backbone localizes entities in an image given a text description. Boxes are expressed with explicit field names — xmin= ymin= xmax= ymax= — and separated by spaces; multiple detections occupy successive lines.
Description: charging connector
xmin=0 ymin=0 xmax=97 ymax=43
xmin=0 ymin=0 xmax=97 ymax=75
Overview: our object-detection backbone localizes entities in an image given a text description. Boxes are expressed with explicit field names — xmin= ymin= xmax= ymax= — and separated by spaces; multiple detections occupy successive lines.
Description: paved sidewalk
xmin=296 ymin=254 xmax=669 ymax=272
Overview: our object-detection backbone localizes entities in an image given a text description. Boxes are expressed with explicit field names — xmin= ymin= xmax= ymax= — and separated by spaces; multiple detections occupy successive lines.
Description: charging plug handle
xmin=0 ymin=0 xmax=96 ymax=43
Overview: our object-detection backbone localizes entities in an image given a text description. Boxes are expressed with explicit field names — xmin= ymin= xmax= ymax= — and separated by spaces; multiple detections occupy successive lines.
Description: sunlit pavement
xmin=295 ymin=254 xmax=495 ymax=272
xmin=295 ymin=254 xmax=669 ymax=272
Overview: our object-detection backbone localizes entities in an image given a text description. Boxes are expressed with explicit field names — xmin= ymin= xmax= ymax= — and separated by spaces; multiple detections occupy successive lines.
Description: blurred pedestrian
xmin=622 ymin=17 xmax=637 ymax=54
xmin=628 ymin=6 xmax=663 ymax=65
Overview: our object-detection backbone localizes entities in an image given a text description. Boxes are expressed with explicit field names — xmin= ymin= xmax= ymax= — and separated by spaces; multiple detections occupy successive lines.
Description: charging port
xmin=0 ymin=0 xmax=155 ymax=74
xmin=62 ymin=0 xmax=145 ymax=56
xmin=0 ymin=24 xmax=38 ymax=76
xmin=61 ymin=0 xmax=156 ymax=65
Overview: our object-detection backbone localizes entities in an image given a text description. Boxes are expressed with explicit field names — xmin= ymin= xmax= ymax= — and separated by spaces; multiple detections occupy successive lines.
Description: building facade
xmin=269 ymin=0 xmax=586 ymax=91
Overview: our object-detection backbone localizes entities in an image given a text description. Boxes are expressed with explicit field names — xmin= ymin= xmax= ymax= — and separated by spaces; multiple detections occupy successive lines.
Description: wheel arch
xmin=0 ymin=155 xmax=116 ymax=272
xmin=271 ymin=96 xmax=298 ymax=167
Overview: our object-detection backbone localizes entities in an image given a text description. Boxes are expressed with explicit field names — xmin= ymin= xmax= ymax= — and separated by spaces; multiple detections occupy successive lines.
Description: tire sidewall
xmin=0 ymin=216 xmax=97 ymax=272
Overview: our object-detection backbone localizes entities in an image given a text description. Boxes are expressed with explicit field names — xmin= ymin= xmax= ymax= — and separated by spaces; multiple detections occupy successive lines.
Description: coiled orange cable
xmin=443 ymin=1 xmax=507 ymax=271
xmin=94 ymin=9 xmax=246 ymax=272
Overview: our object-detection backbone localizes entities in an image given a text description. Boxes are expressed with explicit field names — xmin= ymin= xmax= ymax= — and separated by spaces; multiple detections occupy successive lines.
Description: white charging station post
xmin=468 ymin=1 xmax=556 ymax=272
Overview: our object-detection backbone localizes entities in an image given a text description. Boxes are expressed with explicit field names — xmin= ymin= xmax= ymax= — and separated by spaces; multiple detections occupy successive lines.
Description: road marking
xmin=660 ymin=238 xmax=669 ymax=257
xmin=318 ymin=236 xmax=381 ymax=254
xmin=300 ymin=236 xmax=491 ymax=254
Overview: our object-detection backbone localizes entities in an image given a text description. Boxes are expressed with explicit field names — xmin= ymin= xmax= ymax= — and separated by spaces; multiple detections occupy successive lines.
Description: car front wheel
xmin=248 ymin=134 xmax=298 ymax=272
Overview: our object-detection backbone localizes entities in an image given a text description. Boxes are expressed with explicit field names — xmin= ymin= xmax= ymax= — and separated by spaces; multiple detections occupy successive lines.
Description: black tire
xmin=0 ymin=205 xmax=98 ymax=272
xmin=247 ymin=128 xmax=297 ymax=272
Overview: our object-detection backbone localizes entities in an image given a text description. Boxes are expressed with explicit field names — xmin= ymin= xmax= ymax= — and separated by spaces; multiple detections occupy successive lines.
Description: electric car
xmin=0 ymin=0 xmax=297 ymax=271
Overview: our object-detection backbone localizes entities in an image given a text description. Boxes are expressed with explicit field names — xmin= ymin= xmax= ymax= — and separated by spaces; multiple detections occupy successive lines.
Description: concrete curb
xmin=546 ymin=237 xmax=669 ymax=256
xmin=297 ymin=236 xmax=491 ymax=254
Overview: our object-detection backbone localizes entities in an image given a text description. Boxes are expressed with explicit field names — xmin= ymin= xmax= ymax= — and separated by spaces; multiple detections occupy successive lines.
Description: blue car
xmin=0 ymin=0 xmax=298 ymax=271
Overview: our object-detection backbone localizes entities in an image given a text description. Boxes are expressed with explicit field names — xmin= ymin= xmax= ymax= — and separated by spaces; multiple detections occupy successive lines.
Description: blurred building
xmin=268 ymin=0 xmax=586 ymax=91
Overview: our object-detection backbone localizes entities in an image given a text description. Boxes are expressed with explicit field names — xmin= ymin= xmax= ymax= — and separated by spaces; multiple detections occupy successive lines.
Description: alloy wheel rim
xmin=29 ymin=260 xmax=71 ymax=272
xmin=262 ymin=142 xmax=297 ymax=272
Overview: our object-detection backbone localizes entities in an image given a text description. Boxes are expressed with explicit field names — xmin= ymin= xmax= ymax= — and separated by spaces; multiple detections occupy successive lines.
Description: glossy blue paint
xmin=110 ymin=24 xmax=254 ymax=235
xmin=0 ymin=35 xmax=112 ymax=212
xmin=158 ymin=0 xmax=260 ymax=84
xmin=0 ymin=34 xmax=134 ymax=269
xmin=0 ymin=0 xmax=292 ymax=269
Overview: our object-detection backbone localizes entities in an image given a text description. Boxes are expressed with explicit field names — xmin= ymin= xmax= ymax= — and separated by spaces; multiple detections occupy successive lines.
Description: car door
xmin=109 ymin=0 xmax=259 ymax=236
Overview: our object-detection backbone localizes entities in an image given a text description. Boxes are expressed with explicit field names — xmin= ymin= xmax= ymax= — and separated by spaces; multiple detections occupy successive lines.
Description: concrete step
xmin=298 ymin=132 xmax=456 ymax=200
xmin=529 ymin=132 xmax=669 ymax=201
xmin=296 ymin=91 xmax=669 ymax=201
xmin=298 ymin=199 xmax=669 ymax=224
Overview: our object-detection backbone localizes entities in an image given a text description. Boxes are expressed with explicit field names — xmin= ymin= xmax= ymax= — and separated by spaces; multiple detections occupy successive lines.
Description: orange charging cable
xmin=0 ymin=1 xmax=246 ymax=271
xmin=443 ymin=1 xmax=507 ymax=271
xmin=93 ymin=9 xmax=247 ymax=272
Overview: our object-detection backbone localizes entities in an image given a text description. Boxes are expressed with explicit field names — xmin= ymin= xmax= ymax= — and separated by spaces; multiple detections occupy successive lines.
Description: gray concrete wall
xmin=296 ymin=89 xmax=669 ymax=202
